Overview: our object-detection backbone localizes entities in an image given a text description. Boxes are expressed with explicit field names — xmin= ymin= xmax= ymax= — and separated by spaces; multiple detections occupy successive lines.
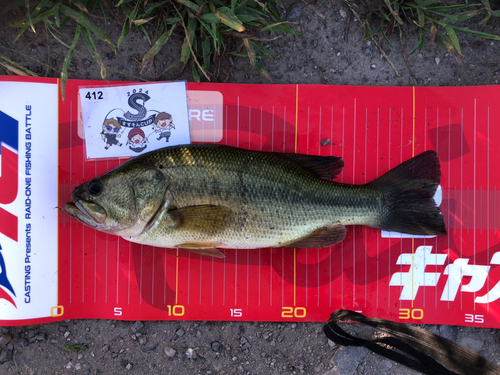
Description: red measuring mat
xmin=0 ymin=77 xmax=499 ymax=327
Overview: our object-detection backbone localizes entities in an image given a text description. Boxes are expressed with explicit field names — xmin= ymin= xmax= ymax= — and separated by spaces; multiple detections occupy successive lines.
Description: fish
xmin=64 ymin=144 xmax=446 ymax=258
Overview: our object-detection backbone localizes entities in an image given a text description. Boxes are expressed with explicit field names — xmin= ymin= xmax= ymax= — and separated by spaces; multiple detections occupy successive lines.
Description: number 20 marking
xmin=281 ymin=307 xmax=307 ymax=318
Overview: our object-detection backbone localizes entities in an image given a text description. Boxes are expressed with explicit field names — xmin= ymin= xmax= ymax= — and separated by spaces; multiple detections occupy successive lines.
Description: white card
xmin=79 ymin=82 xmax=190 ymax=159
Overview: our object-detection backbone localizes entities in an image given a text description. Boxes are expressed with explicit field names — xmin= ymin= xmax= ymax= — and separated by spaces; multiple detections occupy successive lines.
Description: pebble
xmin=139 ymin=337 xmax=147 ymax=346
xmin=211 ymin=342 xmax=222 ymax=352
xmin=102 ymin=344 xmax=110 ymax=353
xmin=125 ymin=363 xmax=133 ymax=370
xmin=35 ymin=333 xmax=46 ymax=341
xmin=6 ymin=344 xmax=13 ymax=351
xmin=340 ymin=10 xmax=347 ymax=18
xmin=78 ymin=353 xmax=84 ymax=360
xmin=51 ymin=340 xmax=58 ymax=344
xmin=27 ymin=330 xmax=35 ymax=339
xmin=0 ymin=334 xmax=13 ymax=346
xmin=64 ymin=331 xmax=70 ymax=338
xmin=320 ymin=139 xmax=331 ymax=146
xmin=176 ymin=328 xmax=185 ymax=337
xmin=330 ymin=346 xmax=368 ymax=375
xmin=371 ymin=64 xmax=376 ymax=69
xmin=459 ymin=337 xmax=484 ymax=353
xmin=0 ymin=348 xmax=11 ymax=363
xmin=58 ymin=325 xmax=68 ymax=333
xmin=186 ymin=348 xmax=197 ymax=359
xmin=164 ymin=346 xmax=176 ymax=357
xmin=20 ymin=338 xmax=29 ymax=347
xmin=131 ymin=321 xmax=144 ymax=333
xmin=240 ymin=336 xmax=248 ymax=345
xmin=435 ymin=57 xmax=441 ymax=65
xmin=75 ymin=363 xmax=82 ymax=370
xmin=287 ymin=3 xmax=305 ymax=21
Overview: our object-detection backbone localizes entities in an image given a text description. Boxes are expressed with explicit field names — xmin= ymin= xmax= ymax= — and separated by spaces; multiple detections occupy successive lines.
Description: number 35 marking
xmin=465 ymin=314 xmax=484 ymax=323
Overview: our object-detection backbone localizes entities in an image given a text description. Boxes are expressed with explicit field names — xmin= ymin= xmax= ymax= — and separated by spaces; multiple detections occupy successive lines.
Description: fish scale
xmin=65 ymin=144 xmax=446 ymax=257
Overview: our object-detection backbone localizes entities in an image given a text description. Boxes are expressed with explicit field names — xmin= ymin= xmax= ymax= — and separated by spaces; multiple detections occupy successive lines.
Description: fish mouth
xmin=64 ymin=200 xmax=107 ymax=227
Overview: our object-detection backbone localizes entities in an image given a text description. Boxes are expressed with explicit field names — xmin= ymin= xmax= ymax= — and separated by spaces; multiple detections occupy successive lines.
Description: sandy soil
xmin=1 ymin=1 xmax=500 ymax=374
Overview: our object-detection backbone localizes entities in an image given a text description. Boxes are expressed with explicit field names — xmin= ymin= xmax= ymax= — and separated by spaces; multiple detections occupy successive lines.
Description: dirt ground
xmin=1 ymin=1 xmax=500 ymax=374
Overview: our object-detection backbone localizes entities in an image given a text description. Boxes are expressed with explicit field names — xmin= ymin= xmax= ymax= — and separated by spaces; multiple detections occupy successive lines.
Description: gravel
xmin=131 ymin=321 xmax=145 ymax=333
xmin=164 ymin=346 xmax=176 ymax=357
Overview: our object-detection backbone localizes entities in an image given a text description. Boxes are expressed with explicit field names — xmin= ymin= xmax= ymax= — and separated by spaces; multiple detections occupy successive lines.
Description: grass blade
xmin=0 ymin=53 xmax=38 ymax=76
xmin=141 ymin=22 xmax=178 ymax=73
xmin=81 ymin=27 xmax=107 ymax=79
xmin=444 ymin=24 xmax=462 ymax=55
xmin=243 ymin=38 xmax=271 ymax=80
xmin=59 ymin=4 xmax=116 ymax=53
xmin=176 ymin=0 xmax=200 ymax=12
xmin=210 ymin=4 xmax=245 ymax=32
xmin=61 ymin=23 xmax=82 ymax=100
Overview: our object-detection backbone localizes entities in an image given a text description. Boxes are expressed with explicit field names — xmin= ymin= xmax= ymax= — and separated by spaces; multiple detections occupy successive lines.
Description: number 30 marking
xmin=399 ymin=308 xmax=424 ymax=320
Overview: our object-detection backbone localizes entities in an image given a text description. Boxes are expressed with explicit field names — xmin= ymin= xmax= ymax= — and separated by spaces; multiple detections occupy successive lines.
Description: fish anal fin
xmin=178 ymin=243 xmax=226 ymax=258
xmin=285 ymin=224 xmax=347 ymax=249
xmin=278 ymin=153 xmax=344 ymax=180
xmin=170 ymin=205 xmax=233 ymax=233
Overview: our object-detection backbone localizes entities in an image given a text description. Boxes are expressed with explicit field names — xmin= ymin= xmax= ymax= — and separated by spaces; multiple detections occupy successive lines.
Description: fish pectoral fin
xmin=285 ymin=224 xmax=347 ymax=249
xmin=178 ymin=243 xmax=226 ymax=258
xmin=169 ymin=205 xmax=233 ymax=233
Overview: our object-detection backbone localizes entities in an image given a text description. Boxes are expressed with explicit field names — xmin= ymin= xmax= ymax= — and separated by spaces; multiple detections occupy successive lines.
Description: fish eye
xmin=88 ymin=179 xmax=103 ymax=196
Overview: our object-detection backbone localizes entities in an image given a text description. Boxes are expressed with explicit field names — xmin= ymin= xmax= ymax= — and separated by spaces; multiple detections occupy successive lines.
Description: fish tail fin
xmin=369 ymin=150 xmax=447 ymax=236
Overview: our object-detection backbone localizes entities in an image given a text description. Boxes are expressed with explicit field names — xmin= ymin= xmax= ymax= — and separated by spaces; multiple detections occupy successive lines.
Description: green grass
xmin=348 ymin=0 xmax=500 ymax=57
xmin=5 ymin=1 xmax=500 ymax=96
xmin=5 ymin=0 xmax=298 ymax=98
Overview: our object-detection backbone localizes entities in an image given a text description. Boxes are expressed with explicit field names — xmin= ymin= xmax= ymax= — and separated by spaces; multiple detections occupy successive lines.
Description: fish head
xmin=64 ymin=165 xmax=167 ymax=236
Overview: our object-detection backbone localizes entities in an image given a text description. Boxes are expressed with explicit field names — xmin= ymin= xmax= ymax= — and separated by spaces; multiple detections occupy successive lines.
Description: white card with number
xmin=79 ymin=82 xmax=190 ymax=159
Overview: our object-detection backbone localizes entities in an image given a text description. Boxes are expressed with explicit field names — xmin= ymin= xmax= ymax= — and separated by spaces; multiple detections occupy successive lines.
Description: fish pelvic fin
xmin=284 ymin=224 xmax=347 ymax=249
xmin=370 ymin=150 xmax=447 ymax=236
xmin=178 ymin=243 xmax=226 ymax=258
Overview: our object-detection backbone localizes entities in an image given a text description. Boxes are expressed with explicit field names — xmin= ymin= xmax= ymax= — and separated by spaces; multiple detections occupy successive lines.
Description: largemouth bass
xmin=64 ymin=145 xmax=446 ymax=258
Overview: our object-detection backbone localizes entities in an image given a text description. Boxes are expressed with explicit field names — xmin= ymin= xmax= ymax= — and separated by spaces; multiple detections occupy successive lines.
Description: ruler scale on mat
xmin=0 ymin=77 xmax=499 ymax=327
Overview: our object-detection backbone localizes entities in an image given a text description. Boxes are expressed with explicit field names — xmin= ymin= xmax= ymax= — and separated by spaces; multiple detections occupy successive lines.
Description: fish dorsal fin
xmin=284 ymin=224 xmax=347 ymax=249
xmin=178 ymin=243 xmax=226 ymax=258
xmin=277 ymin=153 xmax=344 ymax=180
xmin=169 ymin=205 xmax=233 ymax=233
